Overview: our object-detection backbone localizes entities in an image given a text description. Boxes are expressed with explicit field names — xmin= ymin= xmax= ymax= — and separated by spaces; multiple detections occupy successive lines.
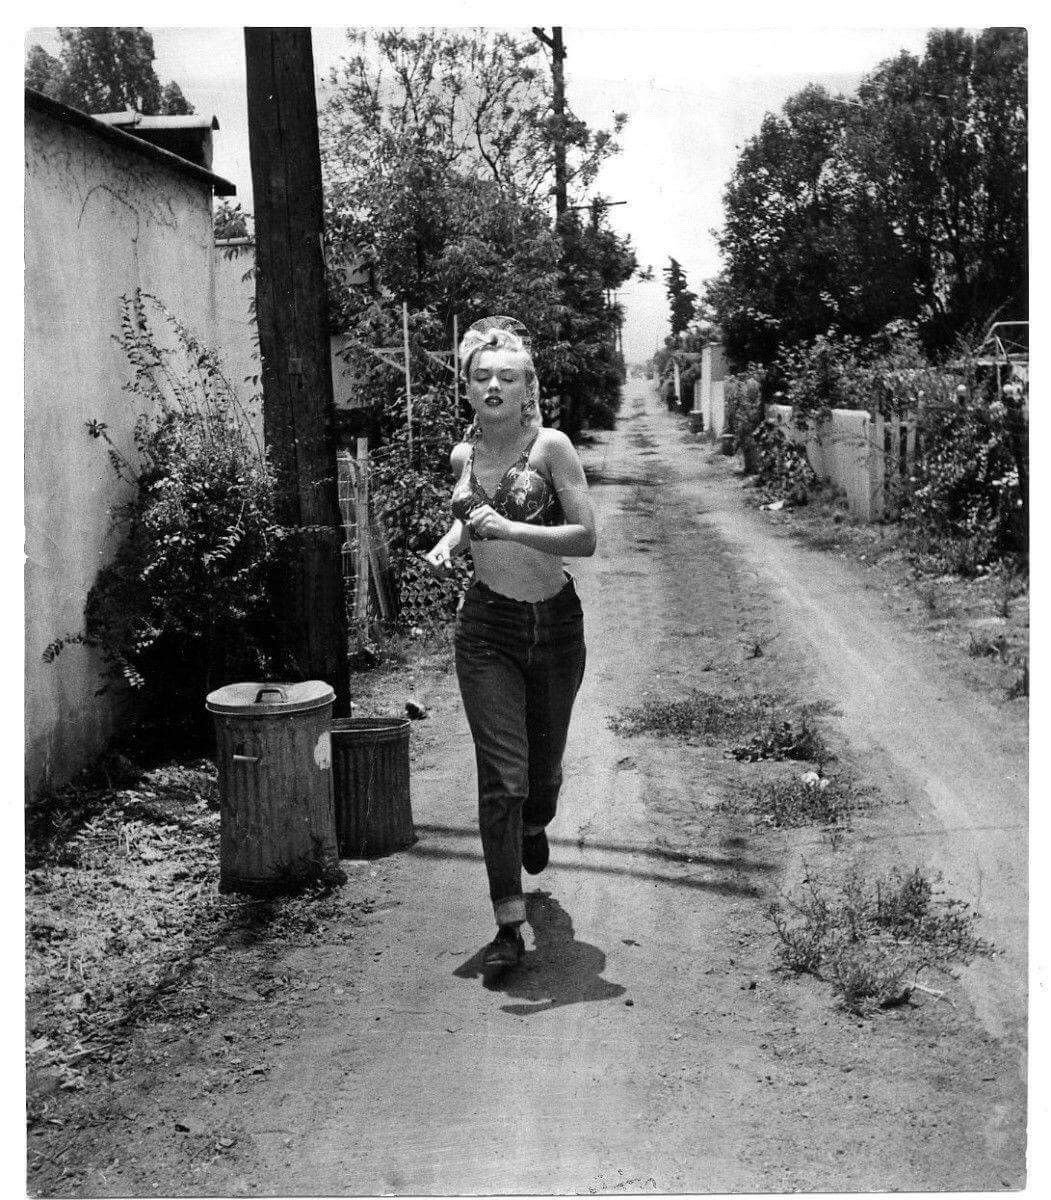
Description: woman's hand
xmin=467 ymin=504 xmax=512 ymax=541
xmin=422 ymin=543 xmax=454 ymax=575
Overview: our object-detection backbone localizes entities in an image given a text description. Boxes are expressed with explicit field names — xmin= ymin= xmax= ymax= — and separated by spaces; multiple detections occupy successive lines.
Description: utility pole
xmin=244 ymin=27 xmax=351 ymax=712
xmin=532 ymin=26 xmax=567 ymax=226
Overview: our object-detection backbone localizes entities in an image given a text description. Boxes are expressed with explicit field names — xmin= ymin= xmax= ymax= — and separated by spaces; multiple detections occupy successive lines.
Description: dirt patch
xmin=743 ymin=482 xmax=1030 ymax=706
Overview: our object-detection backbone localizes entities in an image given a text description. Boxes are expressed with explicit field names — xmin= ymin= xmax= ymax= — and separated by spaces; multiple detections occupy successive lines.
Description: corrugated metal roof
xmin=25 ymin=88 xmax=236 ymax=197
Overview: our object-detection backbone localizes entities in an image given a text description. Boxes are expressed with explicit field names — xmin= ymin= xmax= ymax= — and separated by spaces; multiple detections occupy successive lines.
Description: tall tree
xmin=24 ymin=27 xmax=194 ymax=115
xmin=664 ymin=257 xmax=697 ymax=337
xmin=708 ymin=28 xmax=1027 ymax=367
xmin=850 ymin=27 xmax=1027 ymax=348
xmin=320 ymin=27 xmax=637 ymax=435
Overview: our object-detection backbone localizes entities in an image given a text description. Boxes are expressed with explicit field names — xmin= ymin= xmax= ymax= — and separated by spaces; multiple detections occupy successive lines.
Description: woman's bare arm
xmin=423 ymin=443 xmax=473 ymax=571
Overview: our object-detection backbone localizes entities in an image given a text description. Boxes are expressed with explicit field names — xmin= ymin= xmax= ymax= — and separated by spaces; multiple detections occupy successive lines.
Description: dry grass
xmin=609 ymin=690 xmax=835 ymax=766
xmin=607 ymin=689 xmax=778 ymax=742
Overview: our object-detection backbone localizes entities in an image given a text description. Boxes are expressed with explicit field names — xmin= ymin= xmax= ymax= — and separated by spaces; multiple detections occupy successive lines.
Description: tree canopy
xmin=25 ymin=28 xmax=194 ymax=116
xmin=320 ymin=27 xmax=638 ymax=435
xmin=323 ymin=28 xmax=625 ymax=206
xmin=708 ymin=28 xmax=1027 ymax=367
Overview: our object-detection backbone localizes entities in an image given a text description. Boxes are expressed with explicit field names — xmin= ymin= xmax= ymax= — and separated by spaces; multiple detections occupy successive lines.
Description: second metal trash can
xmin=206 ymin=681 xmax=344 ymax=894
xmin=331 ymin=717 xmax=416 ymax=858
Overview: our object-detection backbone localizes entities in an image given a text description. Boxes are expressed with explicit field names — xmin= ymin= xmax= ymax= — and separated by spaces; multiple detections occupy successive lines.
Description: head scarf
xmin=459 ymin=316 xmax=541 ymax=435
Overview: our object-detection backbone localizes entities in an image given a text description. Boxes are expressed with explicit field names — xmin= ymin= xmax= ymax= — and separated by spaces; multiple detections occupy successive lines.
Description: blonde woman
xmin=425 ymin=317 xmax=597 ymax=971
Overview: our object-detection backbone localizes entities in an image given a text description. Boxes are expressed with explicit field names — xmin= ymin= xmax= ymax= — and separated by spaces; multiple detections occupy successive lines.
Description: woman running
xmin=425 ymin=317 xmax=597 ymax=970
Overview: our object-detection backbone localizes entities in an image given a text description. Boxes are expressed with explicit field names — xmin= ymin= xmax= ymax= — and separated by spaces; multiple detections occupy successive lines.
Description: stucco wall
xmin=692 ymin=343 xmax=728 ymax=436
xmin=213 ymin=240 xmax=263 ymax=434
xmin=25 ymin=107 xmax=220 ymax=797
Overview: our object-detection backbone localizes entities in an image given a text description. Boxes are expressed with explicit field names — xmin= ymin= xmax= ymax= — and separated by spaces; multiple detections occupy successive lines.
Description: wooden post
xmin=533 ymin=26 xmax=574 ymax=434
xmin=402 ymin=301 xmax=413 ymax=460
xmin=532 ymin=27 xmax=568 ymax=225
xmin=244 ymin=27 xmax=350 ymax=715
xmin=354 ymin=437 xmax=371 ymax=633
xmin=551 ymin=26 xmax=567 ymax=223
xmin=453 ymin=314 xmax=460 ymax=418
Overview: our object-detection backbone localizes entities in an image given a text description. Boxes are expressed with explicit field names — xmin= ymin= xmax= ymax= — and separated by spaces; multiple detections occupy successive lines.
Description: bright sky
xmin=25 ymin=23 xmax=940 ymax=360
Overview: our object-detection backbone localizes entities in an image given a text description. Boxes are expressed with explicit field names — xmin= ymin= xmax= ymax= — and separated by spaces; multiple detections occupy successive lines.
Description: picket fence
xmin=764 ymin=404 xmax=916 ymax=522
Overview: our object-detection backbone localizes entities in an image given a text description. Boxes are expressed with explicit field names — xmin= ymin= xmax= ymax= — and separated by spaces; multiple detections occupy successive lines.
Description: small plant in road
xmin=610 ymin=691 xmax=834 ymax=767
xmin=728 ymin=711 xmax=833 ymax=767
xmin=608 ymin=690 xmax=777 ymax=742
xmin=967 ymin=631 xmax=1007 ymax=659
xmin=770 ymin=864 xmax=992 ymax=1013
xmin=720 ymin=771 xmax=869 ymax=830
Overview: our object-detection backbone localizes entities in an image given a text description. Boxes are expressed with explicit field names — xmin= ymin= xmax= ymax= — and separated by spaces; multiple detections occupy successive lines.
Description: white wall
xmin=764 ymin=403 xmax=908 ymax=522
xmin=692 ymin=343 xmax=728 ymax=437
xmin=25 ymin=107 xmax=220 ymax=797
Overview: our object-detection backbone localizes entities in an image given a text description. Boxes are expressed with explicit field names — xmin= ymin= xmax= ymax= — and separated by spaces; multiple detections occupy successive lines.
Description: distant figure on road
xmin=425 ymin=317 xmax=597 ymax=971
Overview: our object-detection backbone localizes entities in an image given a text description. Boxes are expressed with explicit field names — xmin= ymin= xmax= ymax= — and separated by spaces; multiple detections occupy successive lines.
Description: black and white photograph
xmin=20 ymin=7 xmax=1034 ymax=1196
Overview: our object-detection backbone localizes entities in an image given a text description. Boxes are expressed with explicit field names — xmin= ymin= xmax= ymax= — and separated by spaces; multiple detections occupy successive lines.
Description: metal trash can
xmin=331 ymin=717 xmax=416 ymax=858
xmin=206 ymin=681 xmax=344 ymax=894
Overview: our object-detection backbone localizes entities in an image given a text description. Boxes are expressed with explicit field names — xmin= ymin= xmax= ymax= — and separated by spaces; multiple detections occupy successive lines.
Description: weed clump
xmin=769 ymin=865 xmax=992 ymax=1013
xmin=721 ymin=771 xmax=868 ymax=829
xmin=728 ymin=710 xmax=834 ymax=766
xmin=607 ymin=690 xmax=777 ymax=742
xmin=608 ymin=690 xmax=836 ymax=764
xmin=968 ymin=631 xmax=1008 ymax=659
xmin=1005 ymin=664 xmax=1029 ymax=699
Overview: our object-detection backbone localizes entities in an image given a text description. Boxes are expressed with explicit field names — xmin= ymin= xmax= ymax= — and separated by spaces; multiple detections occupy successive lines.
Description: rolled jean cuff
xmin=494 ymin=895 xmax=527 ymax=926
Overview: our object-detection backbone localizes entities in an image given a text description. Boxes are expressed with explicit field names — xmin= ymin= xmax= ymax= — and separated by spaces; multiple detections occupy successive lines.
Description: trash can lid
xmin=205 ymin=681 xmax=336 ymax=716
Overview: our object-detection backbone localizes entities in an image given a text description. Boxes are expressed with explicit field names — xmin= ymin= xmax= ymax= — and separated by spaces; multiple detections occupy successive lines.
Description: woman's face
xmin=466 ymin=348 xmax=532 ymax=424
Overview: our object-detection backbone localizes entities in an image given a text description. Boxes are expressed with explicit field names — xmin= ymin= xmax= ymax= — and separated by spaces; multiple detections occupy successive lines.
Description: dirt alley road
xmin=39 ymin=379 xmax=1027 ymax=1196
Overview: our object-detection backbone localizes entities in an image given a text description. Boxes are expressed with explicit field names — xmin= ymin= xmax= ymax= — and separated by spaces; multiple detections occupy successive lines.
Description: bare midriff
xmin=470 ymin=538 xmax=568 ymax=603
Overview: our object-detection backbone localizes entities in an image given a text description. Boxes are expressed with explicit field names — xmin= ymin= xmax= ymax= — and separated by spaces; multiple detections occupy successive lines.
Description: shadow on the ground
xmin=414 ymin=822 xmax=777 ymax=879
xmin=408 ymin=841 xmax=764 ymax=898
xmin=453 ymin=890 xmax=626 ymax=1015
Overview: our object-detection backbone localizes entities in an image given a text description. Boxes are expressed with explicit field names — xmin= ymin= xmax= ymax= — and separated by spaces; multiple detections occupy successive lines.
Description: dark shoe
xmin=522 ymin=829 xmax=549 ymax=875
xmin=482 ymin=924 xmax=525 ymax=970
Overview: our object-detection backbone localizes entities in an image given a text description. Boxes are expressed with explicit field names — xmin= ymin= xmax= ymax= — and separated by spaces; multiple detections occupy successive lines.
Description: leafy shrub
xmin=908 ymin=385 xmax=1028 ymax=572
xmin=213 ymin=200 xmax=251 ymax=240
xmin=775 ymin=331 xmax=864 ymax=422
xmin=367 ymin=384 xmax=473 ymax=629
xmin=725 ymin=369 xmax=766 ymax=473
xmin=752 ymin=418 xmax=817 ymax=504
xmin=44 ymin=292 xmax=289 ymax=727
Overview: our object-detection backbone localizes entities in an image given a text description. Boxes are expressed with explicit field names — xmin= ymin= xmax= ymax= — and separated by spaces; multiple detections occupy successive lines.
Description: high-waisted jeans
xmin=454 ymin=576 xmax=587 ymax=926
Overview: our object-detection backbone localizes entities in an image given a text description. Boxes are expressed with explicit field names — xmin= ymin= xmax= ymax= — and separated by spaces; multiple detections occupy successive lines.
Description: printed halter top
xmin=450 ymin=431 xmax=563 ymax=535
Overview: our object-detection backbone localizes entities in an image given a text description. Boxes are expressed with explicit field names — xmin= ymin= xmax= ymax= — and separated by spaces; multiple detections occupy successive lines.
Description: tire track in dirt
xmin=664 ymin=411 xmax=1027 ymax=1050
